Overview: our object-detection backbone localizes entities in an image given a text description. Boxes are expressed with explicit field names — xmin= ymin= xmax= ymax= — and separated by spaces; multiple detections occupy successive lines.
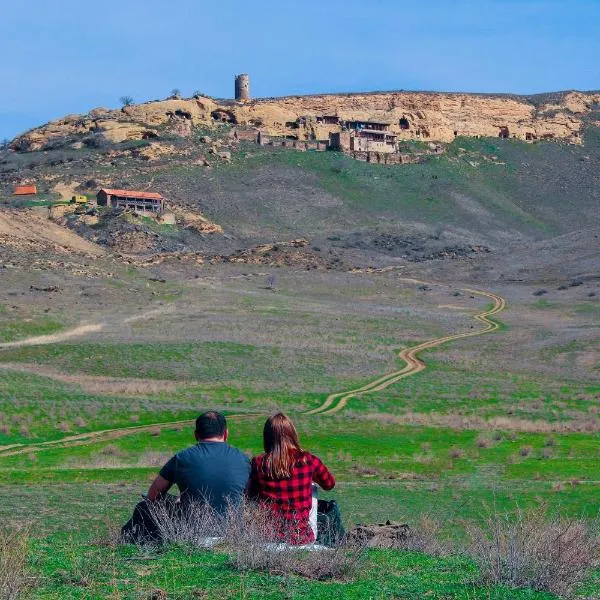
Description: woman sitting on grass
xmin=248 ymin=412 xmax=335 ymax=545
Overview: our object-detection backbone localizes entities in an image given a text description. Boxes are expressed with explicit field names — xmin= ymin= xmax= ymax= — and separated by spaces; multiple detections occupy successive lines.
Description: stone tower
xmin=234 ymin=73 xmax=250 ymax=101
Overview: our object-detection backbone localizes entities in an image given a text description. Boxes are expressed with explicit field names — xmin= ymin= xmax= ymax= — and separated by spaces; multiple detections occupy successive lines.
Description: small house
xmin=96 ymin=188 xmax=165 ymax=213
xmin=13 ymin=184 xmax=37 ymax=196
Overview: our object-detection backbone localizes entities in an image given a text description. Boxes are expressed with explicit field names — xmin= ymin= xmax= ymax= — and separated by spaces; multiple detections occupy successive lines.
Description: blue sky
xmin=1 ymin=0 xmax=599 ymax=140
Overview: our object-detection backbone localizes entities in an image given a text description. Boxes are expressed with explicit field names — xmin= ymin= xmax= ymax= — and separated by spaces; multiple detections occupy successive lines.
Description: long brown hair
xmin=262 ymin=413 xmax=304 ymax=479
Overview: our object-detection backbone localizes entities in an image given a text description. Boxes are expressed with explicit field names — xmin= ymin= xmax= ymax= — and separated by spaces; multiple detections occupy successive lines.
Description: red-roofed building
xmin=96 ymin=188 xmax=165 ymax=213
xmin=13 ymin=184 xmax=37 ymax=196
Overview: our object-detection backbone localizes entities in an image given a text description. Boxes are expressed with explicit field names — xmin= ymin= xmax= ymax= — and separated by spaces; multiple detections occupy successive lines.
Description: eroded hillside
xmin=10 ymin=90 xmax=600 ymax=152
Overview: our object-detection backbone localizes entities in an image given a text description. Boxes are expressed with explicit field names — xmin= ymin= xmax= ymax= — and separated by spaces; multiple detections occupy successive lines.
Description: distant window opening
xmin=399 ymin=117 xmax=410 ymax=130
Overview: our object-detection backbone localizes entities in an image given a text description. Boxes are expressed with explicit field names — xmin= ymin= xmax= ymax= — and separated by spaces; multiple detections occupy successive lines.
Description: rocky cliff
xmin=11 ymin=90 xmax=600 ymax=151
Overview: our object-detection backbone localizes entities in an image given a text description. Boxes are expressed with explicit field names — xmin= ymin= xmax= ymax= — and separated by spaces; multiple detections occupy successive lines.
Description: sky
xmin=1 ymin=0 xmax=599 ymax=140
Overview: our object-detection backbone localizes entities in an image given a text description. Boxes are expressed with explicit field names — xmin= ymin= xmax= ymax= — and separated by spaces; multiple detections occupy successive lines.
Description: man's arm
xmin=147 ymin=475 xmax=173 ymax=501
xmin=148 ymin=454 xmax=177 ymax=501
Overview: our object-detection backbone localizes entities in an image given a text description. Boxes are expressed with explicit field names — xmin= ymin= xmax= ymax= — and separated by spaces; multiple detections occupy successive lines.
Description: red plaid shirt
xmin=248 ymin=451 xmax=335 ymax=544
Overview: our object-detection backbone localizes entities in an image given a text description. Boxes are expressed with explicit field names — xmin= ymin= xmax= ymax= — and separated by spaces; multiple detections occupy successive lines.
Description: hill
xmin=0 ymin=89 xmax=599 ymax=599
xmin=1 ymin=89 xmax=599 ymax=280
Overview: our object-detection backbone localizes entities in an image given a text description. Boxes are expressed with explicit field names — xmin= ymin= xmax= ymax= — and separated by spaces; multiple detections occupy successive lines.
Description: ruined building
xmin=235 ymin=74 xmax=250 ymax=101
xmin=329 ymin=121 xmax=398 ymax=154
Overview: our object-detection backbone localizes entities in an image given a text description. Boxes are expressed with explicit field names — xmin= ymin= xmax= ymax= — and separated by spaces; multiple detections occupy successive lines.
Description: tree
xmin=119 ymin=96 xmax=134 ymax=108
xmin=192 ymin=90 xmax=204 ymax=98
xmin=170 ymin=88 xmax=181 ymax=97
xmin=0 ymin=138 xmax=9 ymax=150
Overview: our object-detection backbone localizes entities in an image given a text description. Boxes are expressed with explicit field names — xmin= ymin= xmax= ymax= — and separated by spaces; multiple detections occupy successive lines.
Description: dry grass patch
xmin=465 ymin=505 xmax=600 ymax=596
xmin=144 ymin=499 xmax=366 ymax=581
xmin=0 ymin=524 xmax=33 ymax=600
xmin=357 ymin=411 xmax=600 ymax=433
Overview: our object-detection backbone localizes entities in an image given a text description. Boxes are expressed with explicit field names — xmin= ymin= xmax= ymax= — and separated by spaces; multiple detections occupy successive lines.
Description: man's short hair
xmin=195 ymin=411 xmax=227 ymax=439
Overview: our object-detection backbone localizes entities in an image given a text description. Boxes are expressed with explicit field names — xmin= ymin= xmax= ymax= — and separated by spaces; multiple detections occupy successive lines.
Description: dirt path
xmin=0 ymin=414 xmax=261 ymax=458
xmin=0 ymin=324 xmax=105 ymax=349
xmin=306 ymin=282 xmax=505 ymax=415
xmin=0 ymin=363 xmax=187 ymax=395
xmin=0 ymin=280 xmax=506 ymax=456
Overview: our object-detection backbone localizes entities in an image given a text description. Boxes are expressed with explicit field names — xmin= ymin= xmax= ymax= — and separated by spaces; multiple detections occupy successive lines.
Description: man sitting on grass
xmin=121 ymin=411 xmax=250 ymax=544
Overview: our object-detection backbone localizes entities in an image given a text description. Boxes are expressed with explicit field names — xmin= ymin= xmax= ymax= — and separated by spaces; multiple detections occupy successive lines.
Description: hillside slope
xmin=1 ymin=92 xmax=599 ymax=277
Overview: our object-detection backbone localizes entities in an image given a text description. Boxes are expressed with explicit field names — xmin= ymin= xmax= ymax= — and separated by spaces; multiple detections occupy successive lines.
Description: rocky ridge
xmin=10 ymin=90 xmax=600 ymax=152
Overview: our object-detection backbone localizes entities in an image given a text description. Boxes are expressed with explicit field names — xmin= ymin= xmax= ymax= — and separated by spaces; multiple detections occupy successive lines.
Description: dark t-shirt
xmin=159 ymin=442 xmax=250 ymax=512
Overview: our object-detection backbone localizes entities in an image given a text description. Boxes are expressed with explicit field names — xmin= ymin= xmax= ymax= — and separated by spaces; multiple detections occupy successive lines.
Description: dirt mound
xmin=333 ymin=231 xmax=491 ymax=262
xmin=211 ymin=238 xmax=345 ymax=270
xmin=0 ymin=209 xmax=104 ymax=257
xmin=347 ymin=521 xmax=410 ymax=548
xmin=64 ymin=208 xmax=224 ymax=257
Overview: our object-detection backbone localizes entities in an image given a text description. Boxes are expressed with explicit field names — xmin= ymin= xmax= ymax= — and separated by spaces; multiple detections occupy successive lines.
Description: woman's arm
xmin=312 ymin=455 xmax=335 ymax=490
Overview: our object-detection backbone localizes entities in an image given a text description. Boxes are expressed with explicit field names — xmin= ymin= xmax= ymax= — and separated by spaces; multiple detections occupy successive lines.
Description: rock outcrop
xmin=10 ymin=90 xmax=600 ymax=151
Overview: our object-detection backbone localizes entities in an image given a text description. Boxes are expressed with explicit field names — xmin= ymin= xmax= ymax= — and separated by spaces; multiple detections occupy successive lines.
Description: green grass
xmin=0 ymin=265 xmax=598 ymax=597
xmin=26 ymin=534 xmax=556 ymax=599
xmin=225 ymin=140 xmax=555 ymax=235
xmin=0 ymin=340 xmax=356 ymax=388
xmin=0 ymin=316 xmax=63 ymax=343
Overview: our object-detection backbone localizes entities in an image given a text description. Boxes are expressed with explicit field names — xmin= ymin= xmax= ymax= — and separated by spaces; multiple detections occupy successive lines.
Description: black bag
xmin=316 ymin=499 xmax=345 ymax=547
xmin=121 ymin=496 xmax=179 ymax=545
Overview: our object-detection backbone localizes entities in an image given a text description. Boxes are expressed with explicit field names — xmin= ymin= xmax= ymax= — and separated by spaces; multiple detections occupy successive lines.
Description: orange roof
xmin=13 ymin=184 xmax=37 ymax=195
xmin=99 ymin=188 xmax=164 ymax=200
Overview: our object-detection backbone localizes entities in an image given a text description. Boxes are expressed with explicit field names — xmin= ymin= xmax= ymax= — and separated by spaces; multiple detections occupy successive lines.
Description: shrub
xmin=146 ymin=499 xmax=366 ymax=581
xmin=519 ymin=445 xmax=532 ymax=457
xmin=392 ymin=515 xmax=448 ymax=556
xmin=82 ymin=135 xmax=109 ymax=150
xmin=476 ymin=435 xmax=492 ymax=448
xmin=120 ymin=95 xmax=134 ymax=107
xmin=449 ymin=447 xmax=465 ymax=459
xmin=465 ymin=505 xmax=599 ymax=595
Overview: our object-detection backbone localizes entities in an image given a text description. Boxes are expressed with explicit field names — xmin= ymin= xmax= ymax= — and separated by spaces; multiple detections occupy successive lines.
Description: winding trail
xmin=306 ymin=283 xmax=505 ymax=415
xmin=0 ymin=280 xmax=506 ymax=457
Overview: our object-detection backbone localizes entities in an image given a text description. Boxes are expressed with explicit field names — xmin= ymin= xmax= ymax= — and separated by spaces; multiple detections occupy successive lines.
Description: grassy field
xmin=0 ymin=261 xmax=598 ymax=598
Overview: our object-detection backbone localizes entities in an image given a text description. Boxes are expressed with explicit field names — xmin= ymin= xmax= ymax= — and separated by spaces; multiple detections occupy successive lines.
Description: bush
xmin=82 ymin=135 xmax=109 ymax=150
xmin=465 ymin=505 xmax=599 ymax=595
xmin=120 ymin=95 xmax=134 ymax=107
xmin=147 ymin=499 xmax=366 ymax=581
